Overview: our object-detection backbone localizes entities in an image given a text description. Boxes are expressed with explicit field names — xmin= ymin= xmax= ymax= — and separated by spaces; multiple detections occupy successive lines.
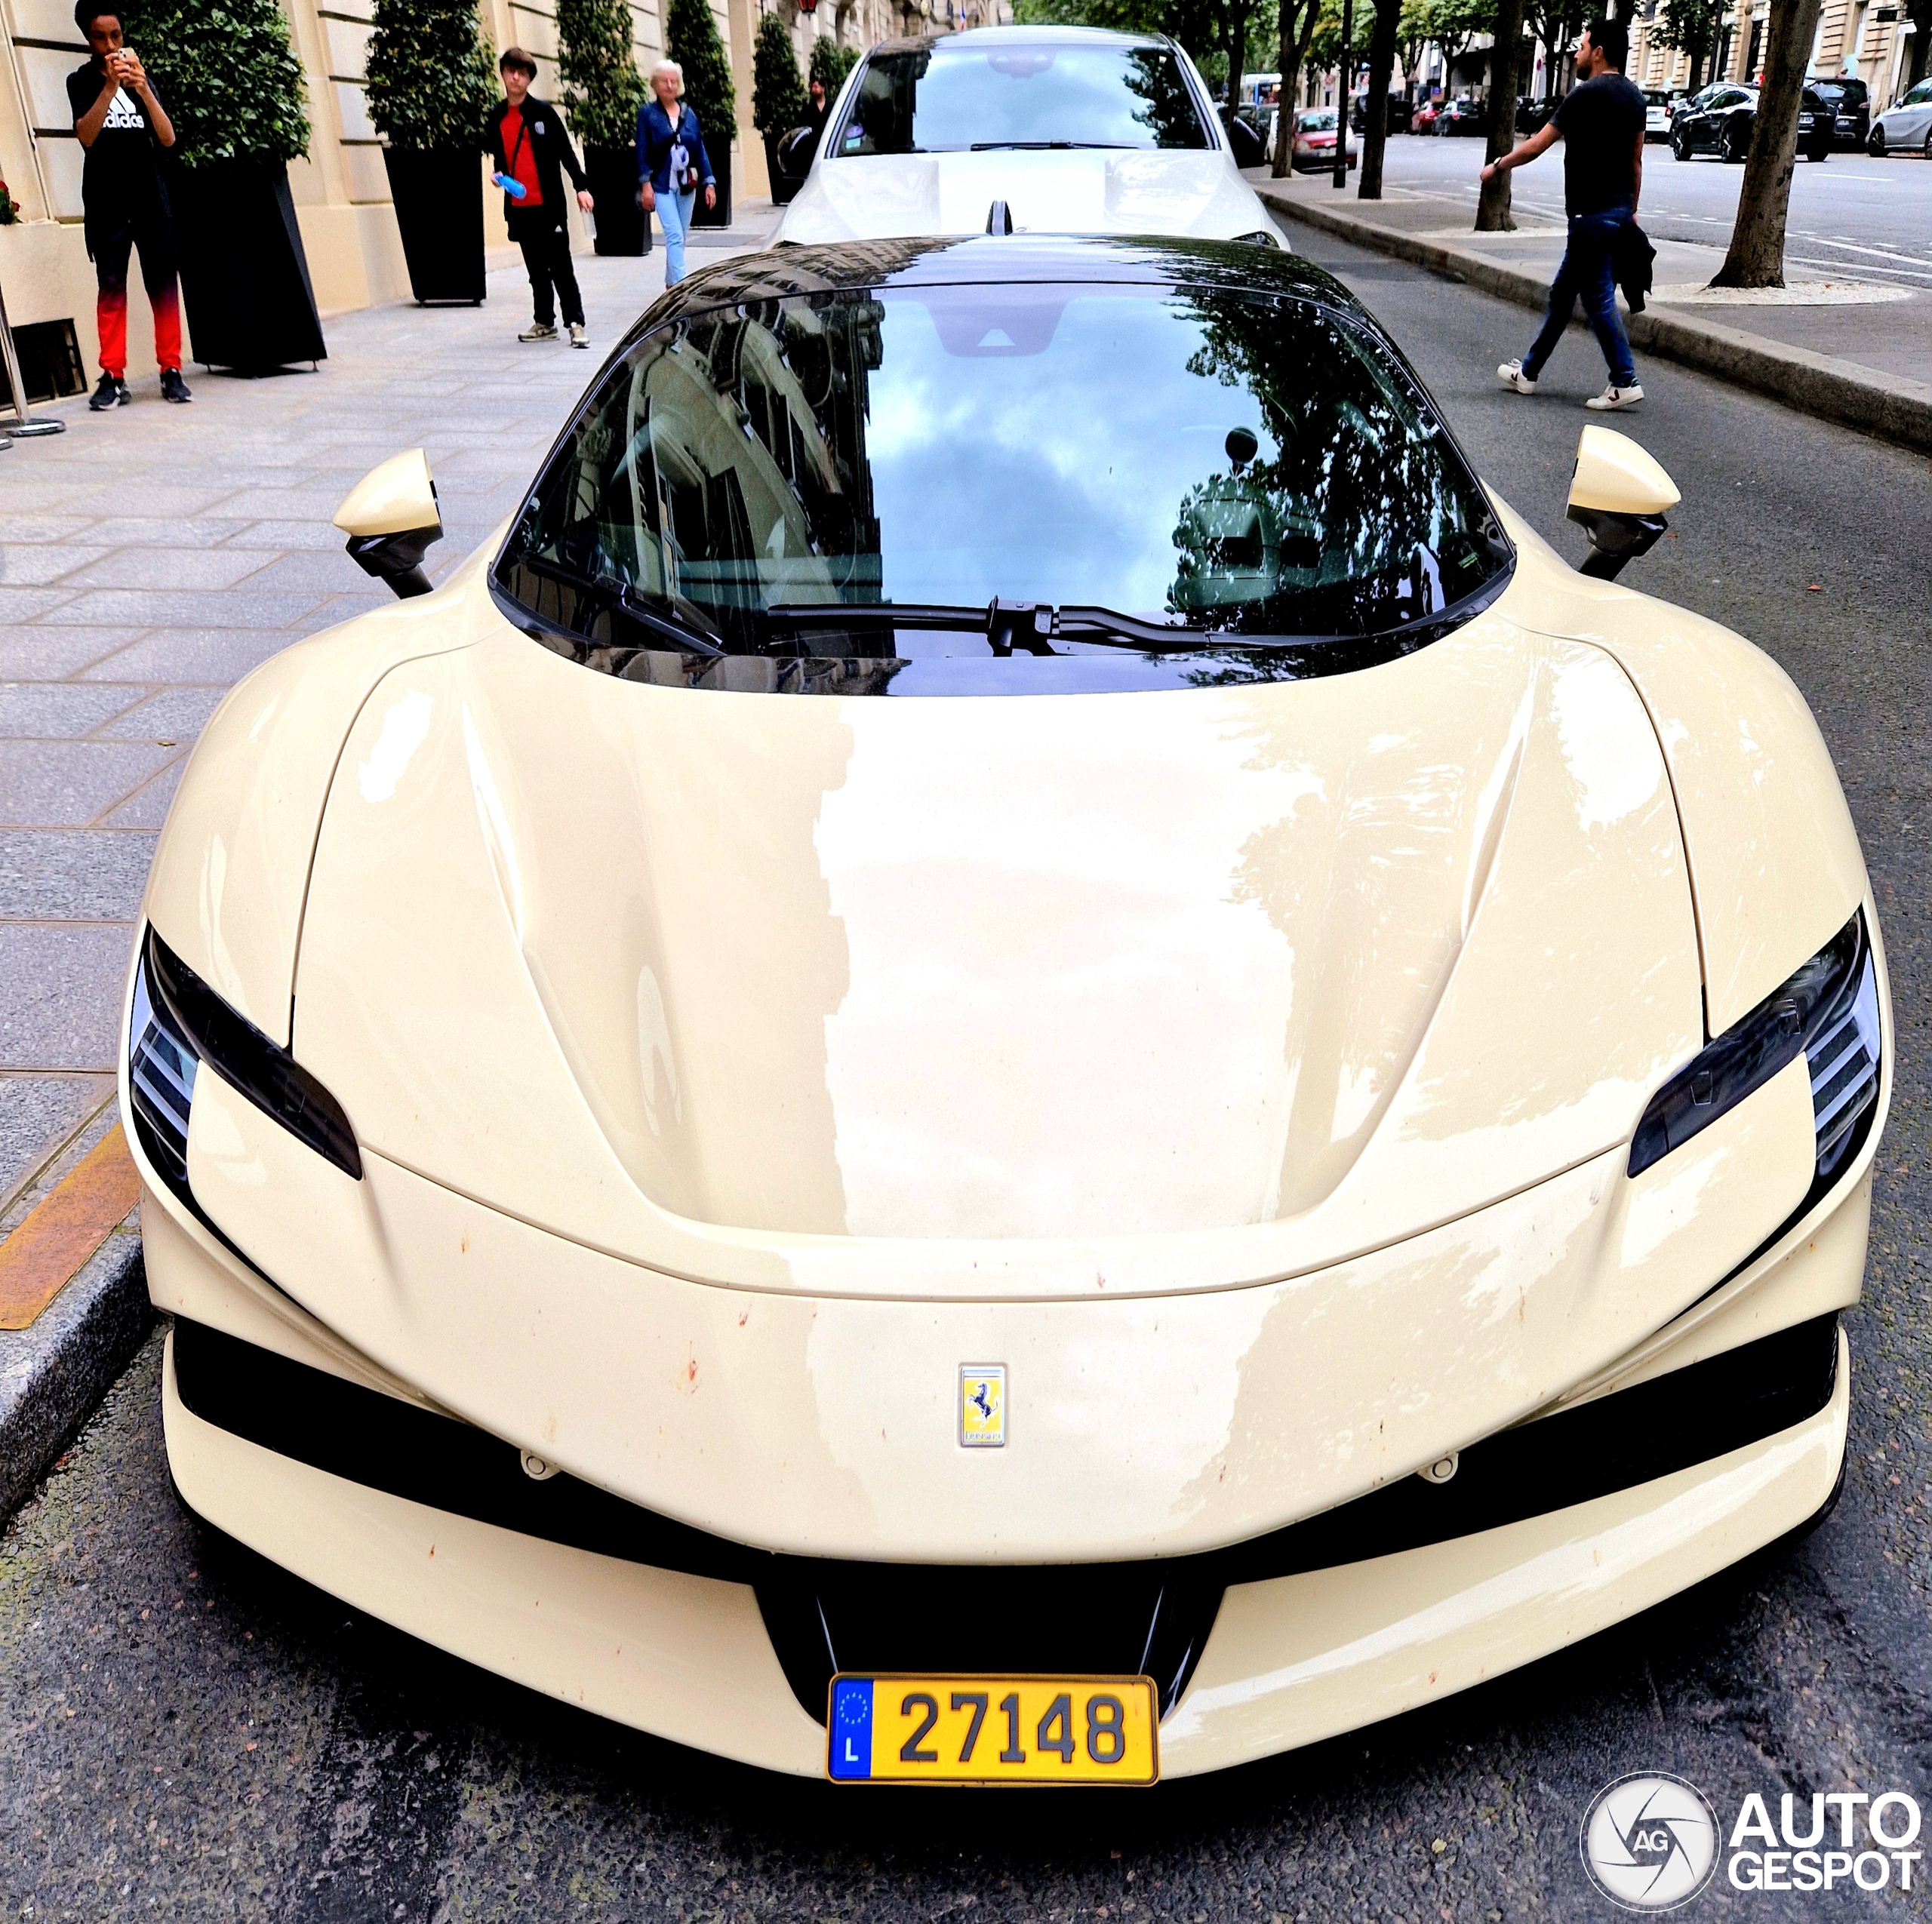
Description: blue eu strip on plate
xmin=829 ymin=1677 xmax=874 ymax=1779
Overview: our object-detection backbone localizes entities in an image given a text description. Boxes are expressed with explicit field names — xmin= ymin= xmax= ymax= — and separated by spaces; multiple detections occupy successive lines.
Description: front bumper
xmin=162 ymin=1305 xmax=1850 ymax=1779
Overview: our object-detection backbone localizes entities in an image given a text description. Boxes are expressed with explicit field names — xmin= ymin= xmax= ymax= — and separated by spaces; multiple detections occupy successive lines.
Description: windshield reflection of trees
xmin=1169 ymin=290 xmax=1499 ymax=655
xmin=1122 ymin=49 xmax=1211 ymax=147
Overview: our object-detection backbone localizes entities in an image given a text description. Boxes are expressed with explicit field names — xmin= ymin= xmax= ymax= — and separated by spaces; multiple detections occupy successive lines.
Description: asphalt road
xmin=1373 ymin=131 xmax=1932 ymax=289
xmin=3 ymin=239 xmax=1930 ymax=1924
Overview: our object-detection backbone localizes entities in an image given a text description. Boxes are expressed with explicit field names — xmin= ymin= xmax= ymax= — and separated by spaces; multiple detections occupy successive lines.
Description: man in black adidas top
xmin=67 ymin=2 xmax=189 ymax=406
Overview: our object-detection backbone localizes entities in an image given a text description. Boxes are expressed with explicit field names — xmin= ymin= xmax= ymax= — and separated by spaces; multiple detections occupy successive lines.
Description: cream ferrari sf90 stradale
xmin=125 ymin=238 xmax=1887 ymax=1787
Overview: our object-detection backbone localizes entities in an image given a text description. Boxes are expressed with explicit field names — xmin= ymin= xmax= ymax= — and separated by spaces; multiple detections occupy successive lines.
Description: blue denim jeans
xmin=658 ymin=188 xmax=697 ymax=285
xmin=1522 ymin=205 xmax=1638 ymax=388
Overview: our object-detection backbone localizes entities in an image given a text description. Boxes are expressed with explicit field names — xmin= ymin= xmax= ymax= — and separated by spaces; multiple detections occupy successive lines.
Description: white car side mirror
xmin=334 ymin=449 xmax=444 ymax=599
xmin=1567 ymin=426 xmax=1681 ymax=581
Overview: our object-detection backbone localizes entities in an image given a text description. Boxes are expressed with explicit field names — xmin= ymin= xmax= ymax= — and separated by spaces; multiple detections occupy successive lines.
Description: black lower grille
xmin=171 ymin=1311 xmax=1841 ymax=1727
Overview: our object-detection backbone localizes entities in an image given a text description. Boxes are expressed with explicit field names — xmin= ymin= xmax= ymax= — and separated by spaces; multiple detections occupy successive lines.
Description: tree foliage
xmin=123 ymin=0 xmax=310 ymax=167
xmin=1654 ymin=0 xmax=1725 ymax=89
xmin=1521 ymin=0 xmax=1583 ymax=95
xmin=753 ymin=13 xmax=808 ymax=133
xmin=366 ymin=0 xmax=498 ymax=151
xmin=558 ymin=0 xmax=648 ymax=149
xmin=667 ymin=0 xmax=737 ymax=134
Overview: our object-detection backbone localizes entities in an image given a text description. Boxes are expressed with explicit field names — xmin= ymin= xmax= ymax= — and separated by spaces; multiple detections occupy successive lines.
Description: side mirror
xmin=774 ymin=125 xmax=817 ymax=181
xmin=334 ymin=449 xmax=443 ymax=598
xmin=1566 ymin=425 xmax=1680 ymax=580
xmin=1226 ymin=112 xmax=1267 ymax=168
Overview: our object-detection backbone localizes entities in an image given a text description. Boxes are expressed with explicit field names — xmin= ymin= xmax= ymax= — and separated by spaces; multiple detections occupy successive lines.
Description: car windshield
xmin=832 ymin=42 xmax=1209 ymax=155
xmin=494 ymin=276 xmax=1509 ymax=695
xmin=1298 ymin=109 xmax=1337 ymax=130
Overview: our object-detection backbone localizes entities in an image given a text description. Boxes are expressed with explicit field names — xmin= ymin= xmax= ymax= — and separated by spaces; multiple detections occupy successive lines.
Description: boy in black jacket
xmin=488 ymin=50 xmax=594 ymax=347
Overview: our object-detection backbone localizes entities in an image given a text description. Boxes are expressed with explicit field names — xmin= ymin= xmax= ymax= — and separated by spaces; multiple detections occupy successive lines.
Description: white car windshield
xmin=833 ymin=43 xmax=1211 ymax=155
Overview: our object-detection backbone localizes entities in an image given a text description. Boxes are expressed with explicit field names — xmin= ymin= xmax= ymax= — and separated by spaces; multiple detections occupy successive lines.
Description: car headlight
xmin=1232 ymin=229 xmax=1281 ymax=247
xmin=1629 ymin=908 xmax=1880 ymax=1186
xmin=129 ymin=927 xmax=363 ymax=1188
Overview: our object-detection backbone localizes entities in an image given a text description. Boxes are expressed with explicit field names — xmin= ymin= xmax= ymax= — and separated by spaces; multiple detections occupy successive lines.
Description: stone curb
xmin=0 ymin=1225 xmax=152 ymax=1522
xmin=1258 ymin=186 xmax=1932 ymax=459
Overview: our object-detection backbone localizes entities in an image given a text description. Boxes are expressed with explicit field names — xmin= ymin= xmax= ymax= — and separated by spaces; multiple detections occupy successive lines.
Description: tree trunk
xmin=1272 ymin=0 xmax=1319 ymax=172
xmin=1475 ymin=0 xmax=1528 ymax=229
xmin=1356 ymin=0 xmax=1400 ymax=196
xmin=1711 ymin=0 xmax=1824 ymax=287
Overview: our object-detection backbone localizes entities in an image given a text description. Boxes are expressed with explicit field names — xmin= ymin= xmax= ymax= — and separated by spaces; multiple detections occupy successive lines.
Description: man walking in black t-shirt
xmin=1482 ymin=17 xmax=1646 ymax=410
xmin=66 ymin=2 xmax=189 ymax=407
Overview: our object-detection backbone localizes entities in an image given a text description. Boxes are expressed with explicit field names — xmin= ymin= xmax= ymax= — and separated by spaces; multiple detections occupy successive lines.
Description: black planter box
xmin=586 ymin=144 xmax=645 ymax=255
xmin=383 ymin=147 xmax=486 ymax=304
xmin=691 ymin=140 xmax=731 ymax=228
xmin=171 ymin=159 xmax=326 ymax=373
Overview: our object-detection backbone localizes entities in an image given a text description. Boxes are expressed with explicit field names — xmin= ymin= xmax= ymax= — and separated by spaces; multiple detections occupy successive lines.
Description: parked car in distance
xmin=1434 ymin=95 xmax=1487 ymax=136
xmin=1290 ymin=106 xmax=1358 ymax=170
xmin=1672 ymin=82 xmax=1832 ymax=162
xmin=1868 ymin=75 xmax=1932 ymax=156
xmin=1411 ymin=97 xmax=1440 ymax=134
xmin=1808 ymin=75 xmax=1869 ymax=148
xmin=1641 ymin=88 xmax=1672 ymax=140
xmin=1516 ymin=94 xmax=1559 ymax=135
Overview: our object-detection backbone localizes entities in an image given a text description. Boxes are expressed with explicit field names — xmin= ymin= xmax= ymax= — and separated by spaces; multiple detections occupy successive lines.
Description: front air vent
xmin=1808 ymin=939 xmax=1881 ymax=1180
xmin=129 ymin=950 xmax=199 ymax=1190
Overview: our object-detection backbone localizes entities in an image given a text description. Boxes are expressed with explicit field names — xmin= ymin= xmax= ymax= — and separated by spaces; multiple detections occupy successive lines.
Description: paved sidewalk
xmin=0 ymin=212 xmax=768 ymax=1505
xmin=1253 ymin=165 xmax=1932 ymax=451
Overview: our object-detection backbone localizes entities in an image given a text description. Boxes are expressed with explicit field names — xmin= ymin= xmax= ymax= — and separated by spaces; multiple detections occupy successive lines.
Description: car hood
xmin=290 ymin=570 xmax=1702 ymax=1299
xmin=771 ymin=148 xmax=1275 ymax=244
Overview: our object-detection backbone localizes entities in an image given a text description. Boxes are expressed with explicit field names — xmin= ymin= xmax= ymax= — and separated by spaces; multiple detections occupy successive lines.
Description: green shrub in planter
xmin=809 ymin=37 xmax=860 ymax=100
xmin=559 ymin=0 xmax=649 ymax=253
xmin=754 ymin=11 xmax=809 ymax=203
xmin=125 ymin=0 xmax=309 ymax=167
xmin=123 ymin=0 xmax=322 ymax=370
xmin=667 ymin=0 xmax=736 ymax=226
xmin=753 ymin=13 xmax=808 ymax=135
xmin=366 ymin=0 xmax=498 ymax=301
xmin=366 ymin=0 xmax=498 ymax=151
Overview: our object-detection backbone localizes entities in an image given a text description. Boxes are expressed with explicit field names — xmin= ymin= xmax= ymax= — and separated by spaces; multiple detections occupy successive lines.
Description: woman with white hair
xmin=635 ymin=59 xmax=716 ymax=287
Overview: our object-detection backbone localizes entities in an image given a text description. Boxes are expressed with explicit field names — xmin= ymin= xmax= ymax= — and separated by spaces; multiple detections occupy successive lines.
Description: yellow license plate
xmin=826 ymin=1674 xmax=1158 ymax=1785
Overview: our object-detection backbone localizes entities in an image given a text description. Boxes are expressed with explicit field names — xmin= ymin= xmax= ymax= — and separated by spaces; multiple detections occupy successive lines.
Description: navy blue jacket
xmin=636 ymin=100 xmax=714 ymax=195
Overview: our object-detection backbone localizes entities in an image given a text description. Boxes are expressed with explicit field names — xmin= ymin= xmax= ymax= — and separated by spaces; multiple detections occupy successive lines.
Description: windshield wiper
xmin=967 ymin=140 xmax=1137 ymax=151
xmin=761 ymin=601 xmax=1240 ymax=655
xmin=512 ymin=554 xmax=728 ymax=656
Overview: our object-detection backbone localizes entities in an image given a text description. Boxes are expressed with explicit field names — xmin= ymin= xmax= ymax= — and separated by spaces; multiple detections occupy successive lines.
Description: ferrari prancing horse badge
xmin=959 ymin=1364 xmax=1006 ymax=1448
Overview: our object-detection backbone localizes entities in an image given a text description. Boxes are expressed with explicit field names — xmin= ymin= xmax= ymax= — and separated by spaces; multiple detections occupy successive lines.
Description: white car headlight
xmin=129 ymin=929 xmax=363 ymax=1191
xmin=1629 ymin=908 xmax=1880 ymax=1186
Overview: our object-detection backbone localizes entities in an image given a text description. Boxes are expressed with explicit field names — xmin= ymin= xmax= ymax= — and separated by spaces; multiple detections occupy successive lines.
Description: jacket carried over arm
xmin=636 ymin=100 xmax=714 ymax=195
xmin=487 ymin=95 xmax=587 ymax=224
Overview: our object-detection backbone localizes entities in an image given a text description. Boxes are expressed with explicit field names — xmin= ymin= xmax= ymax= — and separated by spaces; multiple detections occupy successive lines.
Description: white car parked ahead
xmin=771 ymin=26 xmax=1284 ymax=248
xmin=1868 ymin=76 xmax=1932 ymax=157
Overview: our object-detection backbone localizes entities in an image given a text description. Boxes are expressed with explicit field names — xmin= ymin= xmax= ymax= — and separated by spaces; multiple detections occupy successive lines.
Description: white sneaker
xmin=568 ymin=322 xmax=588 ymax=349
xmin=1497 ymin=360 xmax=1537 ymax=394
xmin=1585 ymin=382 xmax=1644 ymax=410
xmin=518 ymin=321 xmax=558 ymax=343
